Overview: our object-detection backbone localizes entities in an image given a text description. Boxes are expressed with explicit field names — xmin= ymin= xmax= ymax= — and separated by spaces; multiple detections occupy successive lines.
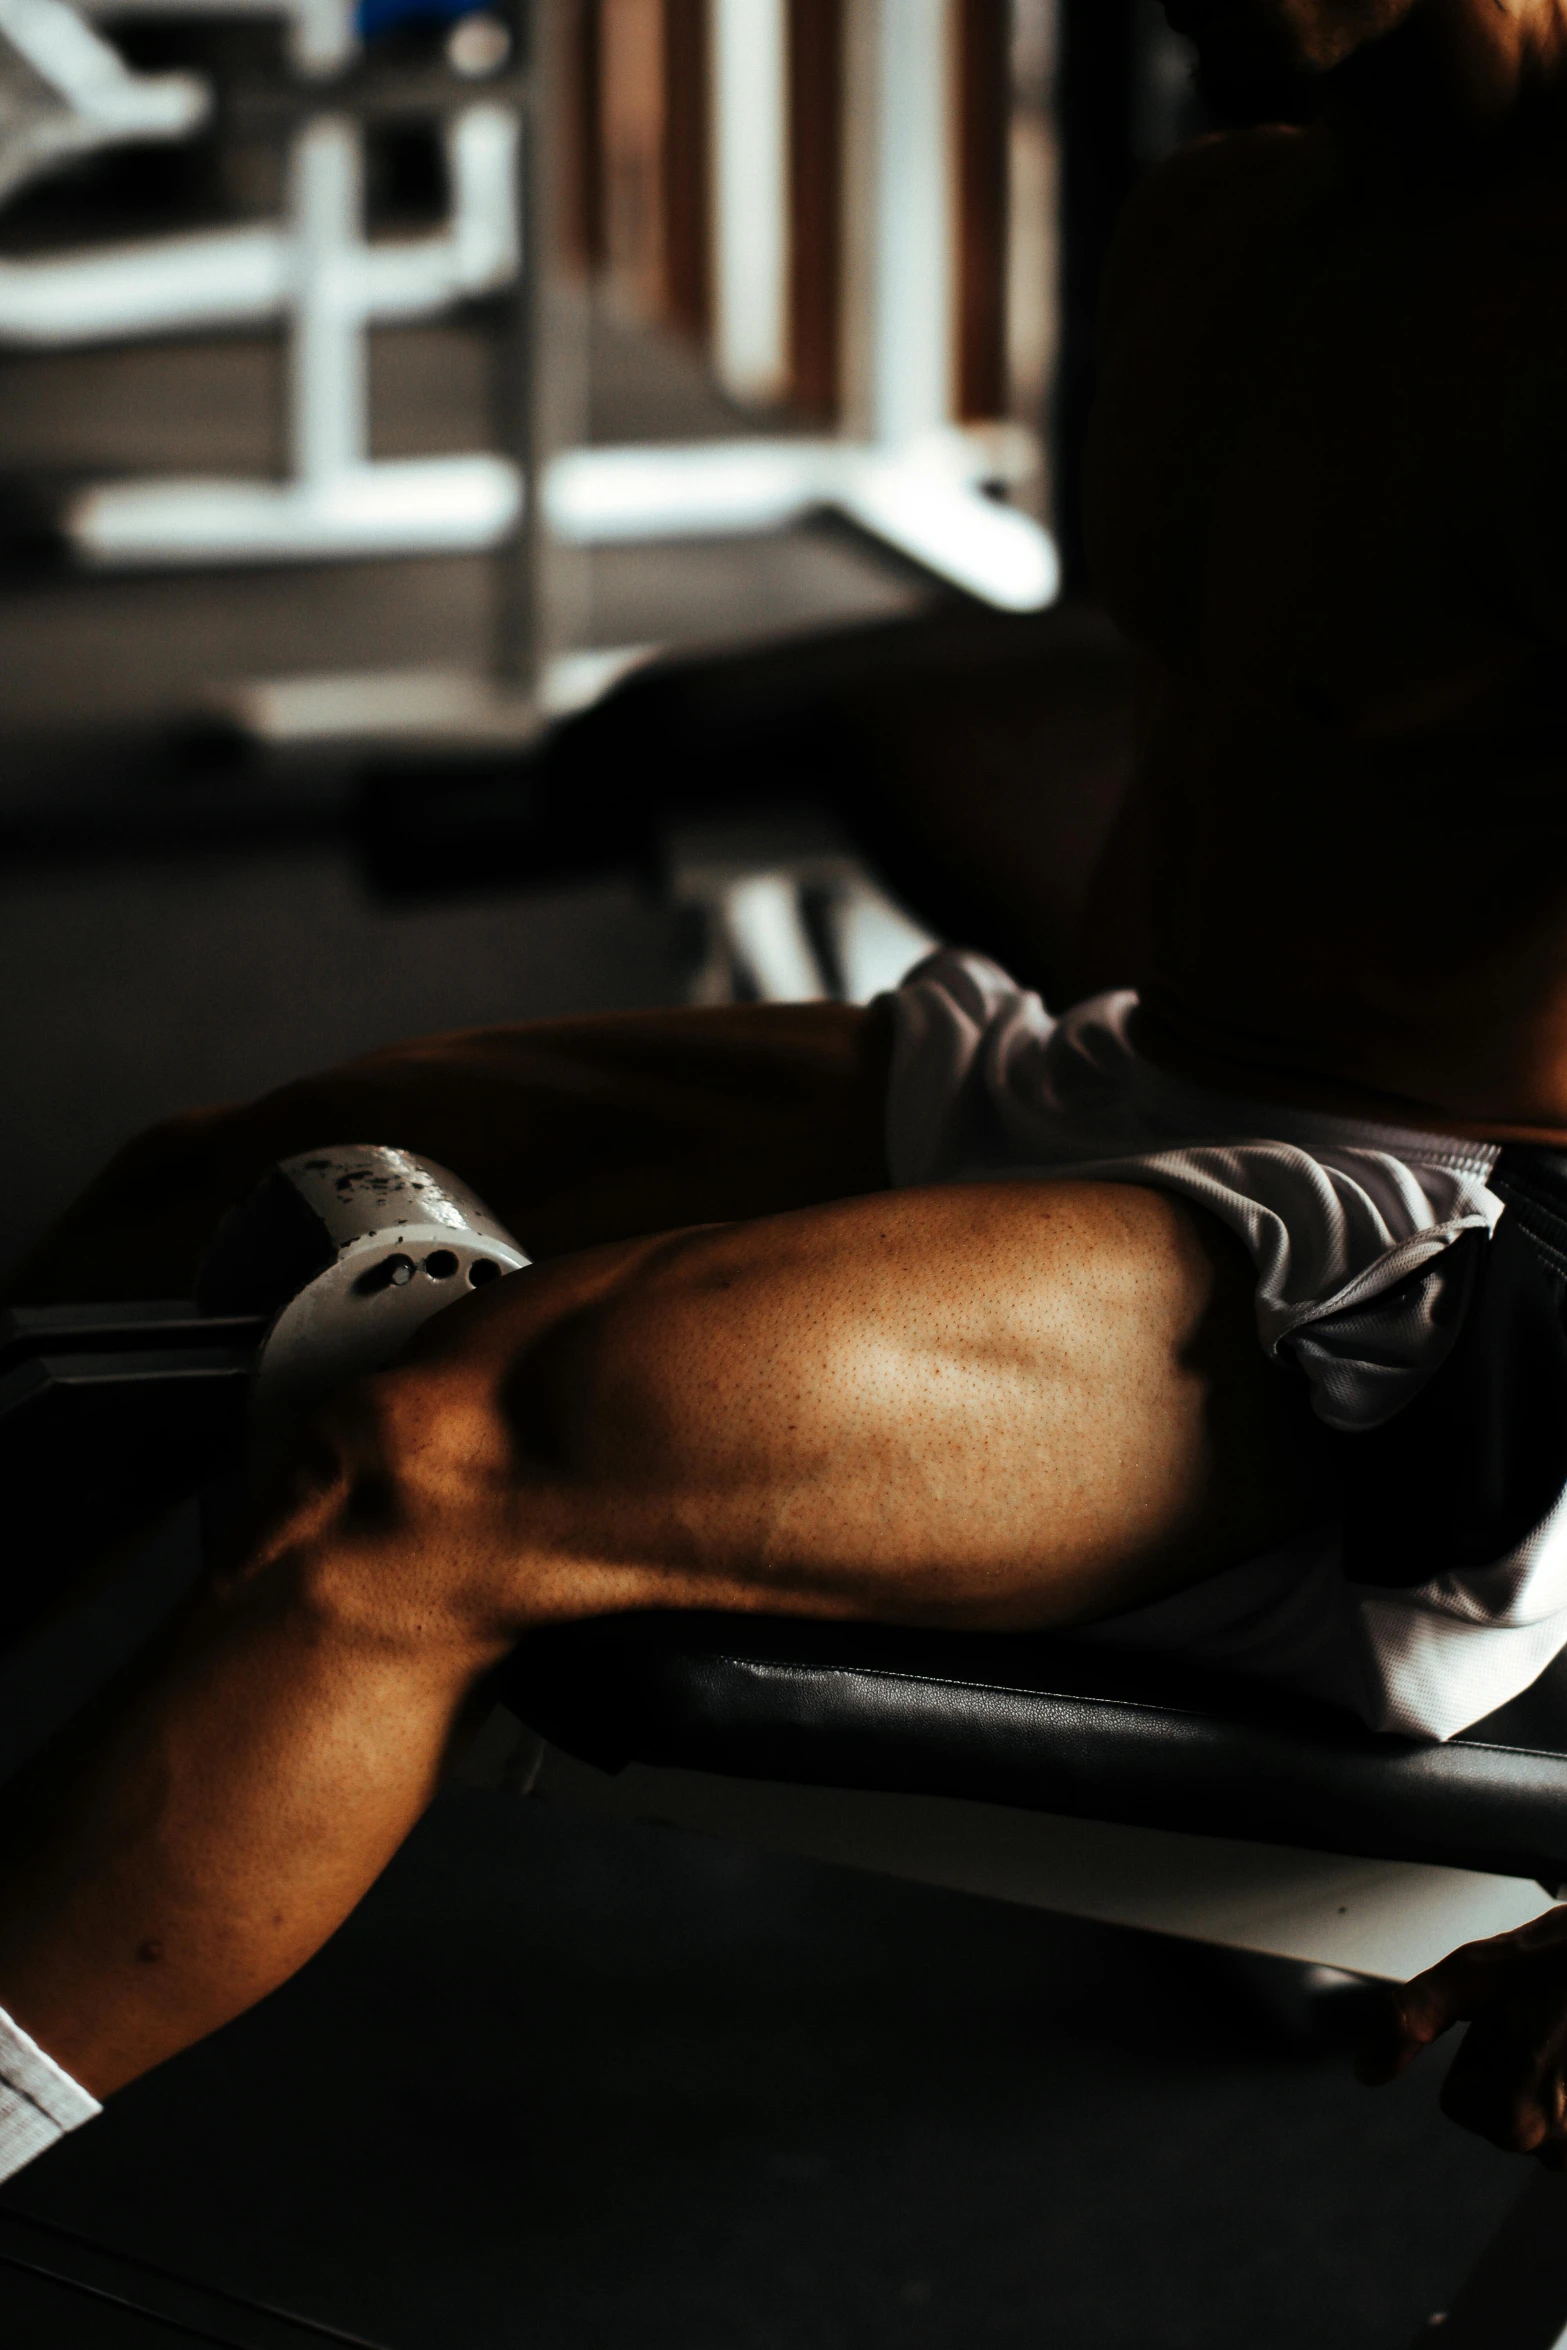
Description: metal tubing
xmin=0 ymin=103 xmax=518 ymax=348
xmin=865 ymin=0 xmax=955 ymax=447
xmin=0 ymin=224 xmax=287 ymax=343
xmin=69 ymin=433 xmax=1056 ymax=604
xmin=709 ymin=0 xmax=788 ymax=403
xmin=289 ymin=115 xmax=365 ymax=483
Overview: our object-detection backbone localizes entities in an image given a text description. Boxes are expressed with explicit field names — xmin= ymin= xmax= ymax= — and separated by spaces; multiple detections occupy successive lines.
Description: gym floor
xmin=0 ymin=306 xmax=1531 ymax=2348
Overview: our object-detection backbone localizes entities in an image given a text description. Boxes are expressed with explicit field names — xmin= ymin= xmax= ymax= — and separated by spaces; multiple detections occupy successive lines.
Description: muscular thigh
xmin=307 ymin=1176 xmax=1323 ymax=1640
xmin=8 ymin=1000 xmax=892 ymax=1304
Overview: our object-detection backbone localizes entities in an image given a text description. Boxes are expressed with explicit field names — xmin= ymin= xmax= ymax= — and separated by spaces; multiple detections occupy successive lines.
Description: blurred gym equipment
xmin=0 ymin=2 xmax=1057 ymax=626
xmin=0 ymin=0 xmax=525 ymax=570
xmin=0 ymin=3 xmax=1195 ymax=871
xmin=355 ymin=597 xmax=1136 ymax=1012
xmin=62 ymin=104 xmax=524 ymax=566
xmin=0 ymin=0 xmax=207 ymax=204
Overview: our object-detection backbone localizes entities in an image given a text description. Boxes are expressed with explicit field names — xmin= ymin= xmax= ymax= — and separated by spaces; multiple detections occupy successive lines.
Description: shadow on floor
xmin=0 ymin=1769 xmax=1522 ymax=2350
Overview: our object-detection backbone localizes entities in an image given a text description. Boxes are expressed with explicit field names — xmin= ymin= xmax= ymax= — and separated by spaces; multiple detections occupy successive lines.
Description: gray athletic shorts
xmin=884 ymin=950 xmax=1567 ymax=1743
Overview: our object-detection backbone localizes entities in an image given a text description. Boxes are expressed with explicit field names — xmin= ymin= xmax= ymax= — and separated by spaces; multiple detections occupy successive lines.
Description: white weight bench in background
xmin=0 ymin=0 xmax=1058 ymax=659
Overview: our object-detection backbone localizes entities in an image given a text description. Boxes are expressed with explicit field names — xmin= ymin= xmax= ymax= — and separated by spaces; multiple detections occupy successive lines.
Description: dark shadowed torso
xmin=1086 ymin=118 xmax=1567 ymax=1136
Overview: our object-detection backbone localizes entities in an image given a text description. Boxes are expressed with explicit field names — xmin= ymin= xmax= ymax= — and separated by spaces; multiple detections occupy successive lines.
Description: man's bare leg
xmin=0 ymin=1172 xmax=1317 ymax=2104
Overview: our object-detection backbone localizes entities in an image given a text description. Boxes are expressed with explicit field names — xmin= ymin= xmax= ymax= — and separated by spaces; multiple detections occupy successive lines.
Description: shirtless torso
xmin=1089 ymin=39 xmax=1567 ymax=1132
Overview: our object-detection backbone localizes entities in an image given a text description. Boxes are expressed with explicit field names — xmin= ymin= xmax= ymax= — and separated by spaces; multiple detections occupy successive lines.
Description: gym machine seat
xmin=507 ymin=1608 xmax=1567 ymax=1893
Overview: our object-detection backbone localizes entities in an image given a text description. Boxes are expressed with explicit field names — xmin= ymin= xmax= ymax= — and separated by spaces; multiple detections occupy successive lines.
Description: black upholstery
xmin=504 ymin=1615 xmax=1567 ymax=1889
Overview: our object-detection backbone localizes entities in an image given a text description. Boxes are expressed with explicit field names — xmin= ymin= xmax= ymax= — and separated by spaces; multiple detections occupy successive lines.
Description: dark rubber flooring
xmin=0 ymin=1755 xmax=1525 ymax=2350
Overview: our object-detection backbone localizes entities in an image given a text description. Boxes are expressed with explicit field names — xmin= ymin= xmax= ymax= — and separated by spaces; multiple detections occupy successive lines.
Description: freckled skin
xmin=2 ymin=0 xmax=1563 ymax=2151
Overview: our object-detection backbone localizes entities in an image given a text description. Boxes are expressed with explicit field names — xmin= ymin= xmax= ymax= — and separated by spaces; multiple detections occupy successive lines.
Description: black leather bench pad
xmin=504 ymin=1615 xmax=1567 ymax=1888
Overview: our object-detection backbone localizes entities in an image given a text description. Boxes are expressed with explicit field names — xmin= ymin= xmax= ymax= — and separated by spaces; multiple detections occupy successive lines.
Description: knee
xmin=219 ymin=1233 xmax=706 ymax=1650
xmin=222 ymin=1356 xmax=520 ymax=1661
